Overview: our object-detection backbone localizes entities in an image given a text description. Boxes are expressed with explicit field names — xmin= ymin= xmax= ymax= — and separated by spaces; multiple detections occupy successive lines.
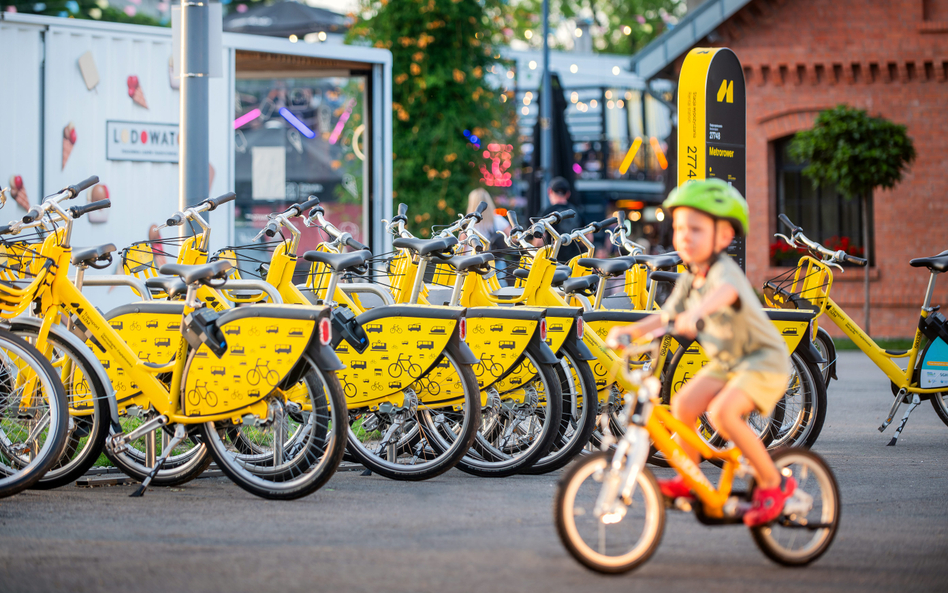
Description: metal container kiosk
xmin=0 ymin=13 xmax=392 ymax=310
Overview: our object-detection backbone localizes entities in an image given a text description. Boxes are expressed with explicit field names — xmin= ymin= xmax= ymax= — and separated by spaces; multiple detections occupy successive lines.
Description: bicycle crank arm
xmin=106 ymin=415 xmax=168 ymax=454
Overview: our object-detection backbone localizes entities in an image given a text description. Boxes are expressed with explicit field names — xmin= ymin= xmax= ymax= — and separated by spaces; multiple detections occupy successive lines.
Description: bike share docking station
xmin=678 ymin=48 xmax=746 ymax=270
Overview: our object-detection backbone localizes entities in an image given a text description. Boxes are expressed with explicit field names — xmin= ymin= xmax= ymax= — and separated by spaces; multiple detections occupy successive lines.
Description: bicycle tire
xmin=770 ymin=353 xmax=826 ymax=450
xmin=750 ymin=448 xmax=840 ymax=566
xmin=455 ymin=343 xmax=562 ymax=477
xmin=554 ymin=451 xmax=665 ymax=574
xmin=813 ymin=326 xmax=836 ymax=386
xmin=12 ymin=326 xmax=111 ymax=490
xmin=522 ymin=342 xmax=598 ymax=474
xmin=198 ymin=355 xmax=347 ymax=500
xmin=0 ymin=330 xmax=70 ymax=499
xmin=106 ymin=422 xmax=212 ymax=487
xmin=346 ymin=342 xmax=480 ymax=480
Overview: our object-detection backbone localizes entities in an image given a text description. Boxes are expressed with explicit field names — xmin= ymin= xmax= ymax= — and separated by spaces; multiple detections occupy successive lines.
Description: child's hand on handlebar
xmin=674 ymin=310 xmax=703 ymax=339
xmin=605 ymin=325 xmax=639 ymax=350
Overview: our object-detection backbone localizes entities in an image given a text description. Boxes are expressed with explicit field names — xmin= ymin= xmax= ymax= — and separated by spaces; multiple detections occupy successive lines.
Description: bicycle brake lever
xmin=774 ymin=233 xmax=796 ymax=247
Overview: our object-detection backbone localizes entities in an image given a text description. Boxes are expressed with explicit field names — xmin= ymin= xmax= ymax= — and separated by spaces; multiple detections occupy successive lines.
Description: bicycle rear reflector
xmin=576 ymin=317 xmax=584 ymax=339
xmin=540 ymin=319 xmax=547 ymax=341
xmin=459 ymin=318 xmax=467 ymax=341
xmin=319 ymin=316 xmax=332 ymax=346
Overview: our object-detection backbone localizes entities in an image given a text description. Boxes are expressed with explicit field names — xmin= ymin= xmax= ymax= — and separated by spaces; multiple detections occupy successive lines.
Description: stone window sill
xmin=918 ymin=21 xmax=948 ymax=34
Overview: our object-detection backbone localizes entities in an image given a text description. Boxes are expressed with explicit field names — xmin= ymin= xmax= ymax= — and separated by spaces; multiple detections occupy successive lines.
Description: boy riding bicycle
xmin=607 ymin=179 xmax=794 ymax=527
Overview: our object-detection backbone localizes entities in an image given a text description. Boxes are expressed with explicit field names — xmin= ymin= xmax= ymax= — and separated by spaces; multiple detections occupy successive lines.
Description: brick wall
xmin=677 ymin=0 xmax=948 ymax=337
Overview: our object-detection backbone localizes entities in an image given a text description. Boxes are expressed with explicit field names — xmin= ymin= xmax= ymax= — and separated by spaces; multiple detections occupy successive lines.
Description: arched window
xmin=772 ymin=135 xmax=873 ymax=267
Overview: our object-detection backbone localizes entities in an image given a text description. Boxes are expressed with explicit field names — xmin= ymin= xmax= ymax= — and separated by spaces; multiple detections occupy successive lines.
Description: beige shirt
xmin=661 ymin=256 xmax=790 ymax=376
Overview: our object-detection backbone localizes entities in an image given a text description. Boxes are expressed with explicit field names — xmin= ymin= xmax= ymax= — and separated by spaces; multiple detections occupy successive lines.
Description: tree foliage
xmin=348 ymin=0 xmax=517 ymax=237
xmin=788 ymin=105 xmax=916 ymax=199
xmin=508 ymin=0 xmax=685 ymax=55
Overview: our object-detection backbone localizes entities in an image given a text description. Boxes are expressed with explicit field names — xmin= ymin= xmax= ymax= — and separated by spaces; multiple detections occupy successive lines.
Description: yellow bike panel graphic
xmin=182 ymin=317 xmax=315 ymax=417
xmin=466 ymin=318 xmax=537 ymax=390
xmin=335 ymin=315 xmax=457 ymax=408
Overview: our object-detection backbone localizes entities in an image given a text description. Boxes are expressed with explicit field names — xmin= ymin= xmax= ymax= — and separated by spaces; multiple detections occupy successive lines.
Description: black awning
xmin=224 ymin=2 xmax=349 ymax=38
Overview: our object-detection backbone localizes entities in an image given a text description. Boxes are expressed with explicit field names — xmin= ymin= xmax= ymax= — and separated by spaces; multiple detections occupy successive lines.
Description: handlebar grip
xmin=69 ymin=199 xmax=111 ymax=219
xmin=346 ymin=236 xmax=370 ymax=252
xmin=298 ymin=196 xmax=320 ymax=213
xmin=507 ymin=210 xmax=519 ymax=228
xmin=778 ymin=213 xmax=801 ymax=234
xmin=0 ymin=224 xmax=12 ymax=235
xmin=398 ymin=203 xmax=408 ymax=217
xmin=616 ymin=210 xmax=626 ymax=224
xmin=476 ymin=201 xmax=489 ymax=215
xmin=205 ymin=192 xmax=236 ymax=211
xmin=841 ymin=252 xmax=868 ymax=267
xmin=592 ymin=217 xmax=618 ymax=233
xmin=264 ymin=222 xmax=279 ymax=238
xmin=553 ymin=209 xmax=575 ymax=224
xmin=166 ymin=213 xmax=184 ymax=227
xmin=67 ymin=175 xmax=99 ymax=198
xmin=22 ymin=206 xmax=42 ymax=223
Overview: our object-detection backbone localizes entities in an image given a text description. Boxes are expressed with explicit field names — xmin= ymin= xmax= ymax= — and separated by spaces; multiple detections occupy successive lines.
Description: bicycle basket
xmin=0 ymin=233 xmax=57 ymax=318
xmin=762 ymin=267 xmax=820 ymax=312
xmin=209 ymin=243 xmax=277 ymax=304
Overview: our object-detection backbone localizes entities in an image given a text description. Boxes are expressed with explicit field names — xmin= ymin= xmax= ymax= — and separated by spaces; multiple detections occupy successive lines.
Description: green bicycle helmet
xmin=663 ymin=178 xmax=749 ymax=237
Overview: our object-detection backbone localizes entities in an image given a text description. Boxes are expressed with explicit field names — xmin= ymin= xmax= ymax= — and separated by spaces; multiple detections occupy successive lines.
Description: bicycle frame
xmin=786 ymin=255 xmax=940 ymax=395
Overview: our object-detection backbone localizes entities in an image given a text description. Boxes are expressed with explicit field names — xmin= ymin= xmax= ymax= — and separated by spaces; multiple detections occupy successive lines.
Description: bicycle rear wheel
xmin=554 ymin=451 xmax=665 ymax=574
xmin=198 ymin=355 xmax=347 ymax=499
xmin=346 ymin=343 xmax=480 ymax=481
xmin=522 ymin=342 xmax=597 ymax=474
xmin=456 ymin=343 xmax=562 ymax=477
xmin=750 ymin=448 xmax=840 ymax=566
xmin=11 ymin=325 xmax=111 ymax=490
xmin=0 ymin=330 xmax=69 ymax=498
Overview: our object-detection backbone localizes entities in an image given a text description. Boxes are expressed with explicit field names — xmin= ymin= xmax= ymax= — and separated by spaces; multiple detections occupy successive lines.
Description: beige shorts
xmin=695 ymin=363 xmax=789 ymax=416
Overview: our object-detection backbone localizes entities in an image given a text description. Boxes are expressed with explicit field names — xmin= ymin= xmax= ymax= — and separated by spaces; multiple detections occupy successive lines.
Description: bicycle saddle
xmin=392 ymin=236 xmax=458 ymax=257
xmin=560 ymin=275 xmax=599 ymax=295
xmin=302 ymin=250 xmax=370 ymax=273
xmin=634 ymin=253 xmax=682 ymax=271
xmin=577 ymin=257 xmax=634 ymax=277
xmin=71 ymin=243 xmax=116 ymax=267
xmin=511 ymin=268 xmax=529 ymax=280
xmin=159 ymin=261 xmax=232 ymax=285
xmin=551 ymin=268 xmax=572 ymax=286
xmin=144 ymin=276 xmax=188 ymax=298
xmin=910 ymin=250 xmax=948 ymax=273
xmin=649 ymin=271 xmax=681 ymax=285
xmin=446 ymin=253 xmax=494 ymax=273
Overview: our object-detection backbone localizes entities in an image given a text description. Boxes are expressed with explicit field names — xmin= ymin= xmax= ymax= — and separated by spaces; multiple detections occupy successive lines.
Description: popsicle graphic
xmin=62 ymin=123 xmax=76 ymax=170
xmin=128 ymin=75 xmax=148 ymax=109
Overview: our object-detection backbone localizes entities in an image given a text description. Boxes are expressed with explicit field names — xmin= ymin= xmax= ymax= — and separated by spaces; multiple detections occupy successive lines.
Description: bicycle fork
xmin=879 ymin=388 xmax=921 ymax=446
xmin=593 ymin=426 xmax=650 ymax=523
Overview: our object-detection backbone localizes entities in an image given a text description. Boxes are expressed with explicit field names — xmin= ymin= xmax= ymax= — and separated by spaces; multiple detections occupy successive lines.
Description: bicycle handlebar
xmin=346 ymin=236 xmax=370 ymax=251
xmin=840 ymin=252 xmax=868 ymax=267
xmin=591 ymin=217 xmax=618 ymax=233
xmin=553 ymin=209 xmax=575 ymax=224
xmin=68 ymin=199 xmax=111 ymax=219
xmin=202 ymin=192 xmax=236 ymax=212
xmin=166 ymin=213 xmax=184 ymax=227
xmin=22 ymin=206 xmax=42 ymax=224
xmin=778 ymin=213 xmax=802 ymax=235
xmin=66 ymin=175 xmax=99 ymax=199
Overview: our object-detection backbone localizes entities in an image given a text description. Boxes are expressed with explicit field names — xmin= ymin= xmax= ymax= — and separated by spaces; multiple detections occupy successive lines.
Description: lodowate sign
xmin=677 ymin=47 xmax=746 ymax=271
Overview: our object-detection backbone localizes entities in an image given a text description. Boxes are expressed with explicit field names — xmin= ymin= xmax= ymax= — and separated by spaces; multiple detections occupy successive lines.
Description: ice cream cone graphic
xmin=8 ymin=175 xmax=28 ymax=209
xmin=62 ymin=123 xmax=76 ymax=170
xmin=127 ymin=75 xmax=148 ymax=109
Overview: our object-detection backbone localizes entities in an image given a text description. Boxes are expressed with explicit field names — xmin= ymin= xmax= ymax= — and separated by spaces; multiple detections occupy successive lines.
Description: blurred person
xmin=534 ymin=177 xmax=586 ymax=262
xmin=465 ymin=188 xmax=511 ymax=283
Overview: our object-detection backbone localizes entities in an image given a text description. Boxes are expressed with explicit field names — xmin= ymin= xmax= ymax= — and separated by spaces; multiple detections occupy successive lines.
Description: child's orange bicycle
xmin=554 ymin=327 xmax=840 ymax=573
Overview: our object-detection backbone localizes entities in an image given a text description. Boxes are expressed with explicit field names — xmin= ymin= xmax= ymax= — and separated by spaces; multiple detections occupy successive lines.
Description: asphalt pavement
xmin=1 ymin=351 xmax=946 ymax=593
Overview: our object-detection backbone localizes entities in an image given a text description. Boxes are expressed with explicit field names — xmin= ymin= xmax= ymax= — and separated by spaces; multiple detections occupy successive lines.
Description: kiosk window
xmin=772 ymin=135 xmax=873 ymax=266
xmin=233 ymin=74 xmax=368 ymax=258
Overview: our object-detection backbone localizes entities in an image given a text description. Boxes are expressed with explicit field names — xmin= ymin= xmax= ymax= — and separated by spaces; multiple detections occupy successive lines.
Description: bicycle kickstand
xmin=878 ymin=388 xmax=906 ymax=432
xmin=886 ymin=393 xmax=921 ymax=447
xmin=129 ymin=424 xmax=188 ymax=497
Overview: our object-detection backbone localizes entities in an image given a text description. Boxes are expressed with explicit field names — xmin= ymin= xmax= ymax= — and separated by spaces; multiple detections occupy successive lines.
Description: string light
xmin=622 ymin=25 xmax=632 ymax=35
xmin=605 ymin=90 xmax=612 ymax=99
xmin=570 ymin=92 xmax=578 ymax=103
xmin=529 ymin=60 xmax=537 ymax=70
xmin=570 ymin=64 xmax=578 ymax=73
xmin=590 ymin=99 xmax=598 ymax=108
xmin=521 ymin=106 xmax=529 ymax=115
xmin=607 ymin=100 xmax=615 ymax=109
xmin=525 ymin=30 xmax=533 ymax=40
xmin=574 ymin=28 xmax=582 ymax=37
xmin=617 ymin=99 xmax=625 ymax=108
xmin=612 ymin=66 xmax=620 ymax=75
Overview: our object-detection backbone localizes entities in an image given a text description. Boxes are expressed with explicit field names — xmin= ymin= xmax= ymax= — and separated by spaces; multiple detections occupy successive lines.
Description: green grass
xmin=832 ymin=337 xmax=916 ymax=351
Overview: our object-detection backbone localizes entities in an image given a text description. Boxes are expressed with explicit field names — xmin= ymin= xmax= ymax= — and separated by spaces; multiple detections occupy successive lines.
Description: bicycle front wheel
xmin=0 ymin=330 xmax=69 ymax=498
xmin=554 ymin=451 xmax=665 ymax=574
xmin=750 ymin=448 xmax=840 ymax=566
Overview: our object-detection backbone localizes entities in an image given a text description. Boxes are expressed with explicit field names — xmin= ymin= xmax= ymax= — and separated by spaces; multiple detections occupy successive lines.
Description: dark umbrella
xmin=526 ymin=73 xmax=576 ymax=216
xmin=224 ymin=1 xmax=349 ymax=38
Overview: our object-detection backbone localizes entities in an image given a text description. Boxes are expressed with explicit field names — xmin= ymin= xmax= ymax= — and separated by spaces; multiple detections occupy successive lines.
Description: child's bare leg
xmin=670 ymin=375 xmax=726 ymax=464
xmin=707 ymin=387 xmax=781 ymax=489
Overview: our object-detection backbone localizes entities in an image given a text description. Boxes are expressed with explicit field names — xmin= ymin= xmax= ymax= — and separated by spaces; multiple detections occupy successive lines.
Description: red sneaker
xmin=743 ymin=476 xmax=797 ymax=527
xmin=657 ymin=475 xmax=693 ymax=500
